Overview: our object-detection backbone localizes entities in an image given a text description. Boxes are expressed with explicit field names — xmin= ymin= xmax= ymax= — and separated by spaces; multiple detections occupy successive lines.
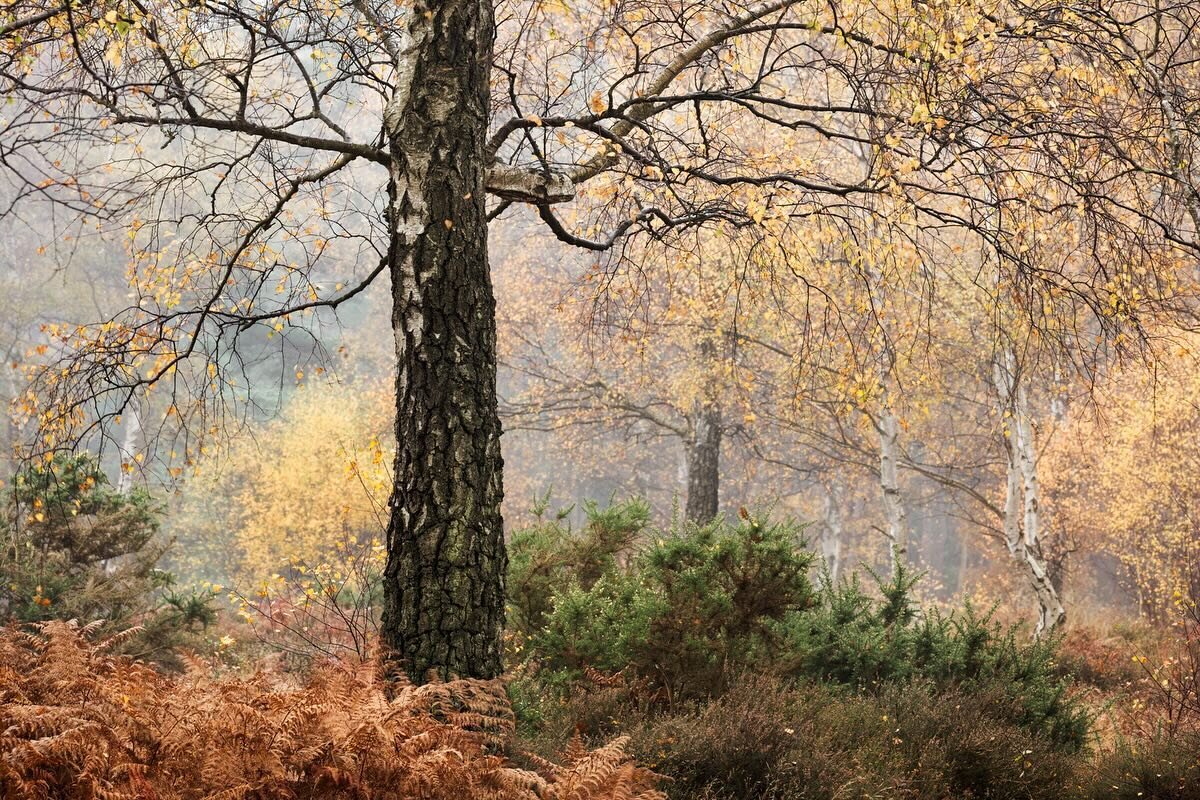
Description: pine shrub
xmin=1 ymin=454 xmax=215 ymax=664
xmin=783 ymin=561 xmax=1090 ymax=751
xmin=512 ymin=504 xmax=813 ymax=701
xmin=507 ymin=497 xmax=650 ymax=638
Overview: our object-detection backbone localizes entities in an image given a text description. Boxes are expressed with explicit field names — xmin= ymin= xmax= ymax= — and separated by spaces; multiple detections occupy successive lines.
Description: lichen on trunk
xmin=380 ymin=0 xmax=506 ymax=681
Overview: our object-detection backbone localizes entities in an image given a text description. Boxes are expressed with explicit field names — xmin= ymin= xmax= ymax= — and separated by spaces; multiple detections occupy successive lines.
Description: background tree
xmin=166 ymin=380 xmax=393 ymax=585
xmin=1045 ymin=342 xmax=1200 ymax=622
xmin=499 ymin=228 xmax=767 ymax=523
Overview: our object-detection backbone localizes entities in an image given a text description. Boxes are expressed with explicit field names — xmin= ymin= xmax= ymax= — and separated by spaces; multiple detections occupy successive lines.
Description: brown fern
xmin=0 ymin=621 xmax=662 ymax=800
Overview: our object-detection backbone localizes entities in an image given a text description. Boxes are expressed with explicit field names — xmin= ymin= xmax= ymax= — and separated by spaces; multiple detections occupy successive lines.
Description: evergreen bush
xmin=784 ymin=561 xmax=1090 ymax=751
xmin=511 ymin=502 xmax=813 ymax=700
xmin=509 ymin=498 xmax=1088 ymax=753
xmin=0 ymin=453 xmax=215 ymax=664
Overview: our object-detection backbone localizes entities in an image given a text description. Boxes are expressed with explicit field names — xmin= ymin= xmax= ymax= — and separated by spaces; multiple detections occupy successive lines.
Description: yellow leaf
xmin=104 ymin=41 xmax=124 ymax=69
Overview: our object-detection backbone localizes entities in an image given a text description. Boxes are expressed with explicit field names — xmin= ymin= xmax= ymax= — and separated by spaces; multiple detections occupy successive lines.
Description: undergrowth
xmin=8 ymin=494 xmax=1200 ymax=799
xmin=0 ymin=621 xmax=664 ymax=800
xmin=1 ymin=454 xmax=217 ymax=666
xmin=508 ymin=499 xmax=1087 ymax=752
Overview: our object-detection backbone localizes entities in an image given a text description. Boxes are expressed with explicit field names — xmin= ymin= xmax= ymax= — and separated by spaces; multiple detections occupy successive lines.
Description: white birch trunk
xmin=877 ymin=397 xmax=909 ymax=576
xmin=992 ymin=347 xmax=1065 ymax=636
xmin=820 ymin=483 xmax=844 ymax=582
xmin=116 ymin=394 xmax=143 ymax=495
xmin=867 ymin=266 xmax=909 ymax=576
xmin=993 ymin=354 xmax=1023 ymax=557
xmin=1013 ymin=376 xmax=1065 ymax=634
xmin=1013 ymin=378 xmax=1039 ymax=553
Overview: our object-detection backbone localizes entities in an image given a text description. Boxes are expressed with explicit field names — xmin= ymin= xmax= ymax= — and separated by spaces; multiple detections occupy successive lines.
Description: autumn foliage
xmin=0 ymin=621 xmax=663 ymax=800
xmin=1045 ymin=349 xmax=1200 ymax=621
xmin=167 ymin=383 xmax=393 ymax=584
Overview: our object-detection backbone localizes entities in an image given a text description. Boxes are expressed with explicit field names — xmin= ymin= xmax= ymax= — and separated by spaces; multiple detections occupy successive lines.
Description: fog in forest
xmin=3 ymin=0 xmax=1200 ymax=795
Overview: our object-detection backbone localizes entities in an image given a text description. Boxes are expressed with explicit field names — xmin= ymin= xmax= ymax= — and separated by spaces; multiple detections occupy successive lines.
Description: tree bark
xmin=379 ymin=0 xmax=506 ymax=681
xmin=820 ymin=483 xmax=843 ymax=582
xmin=992 ymin=348 xmax=1065 ymax=636
xmin=995 ymin=354 xmax=1023 ymax=559
xmin=864 ymin=264 xmax=908 ymax=576
xmin=1013 ymin=374 xmax=1065 ymax=635
xmin=684 ymin=401 xmax=721 ymax=523
xmin=877 ymin=397 xmax=909 ymax=576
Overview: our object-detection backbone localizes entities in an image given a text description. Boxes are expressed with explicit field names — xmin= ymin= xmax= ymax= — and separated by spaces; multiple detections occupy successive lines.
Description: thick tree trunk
xmin=684 ymin=402 xmax=721 ymax=523
xmin=379 ymin=0 xmax=506 ymax=681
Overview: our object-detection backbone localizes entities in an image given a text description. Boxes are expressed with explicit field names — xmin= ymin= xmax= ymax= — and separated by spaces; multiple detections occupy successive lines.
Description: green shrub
xmin=514 ymin=504 xmax=813 ymax=700
xmin=510 ymin=498 xmax=1087 ymax=757
xmin=507 ymin=496 xmax=650 ymax=638
xmin=783 ymin=561 xmax=1091 ymax=751
xmin=1 ymin=453 xmax=216 ymax=664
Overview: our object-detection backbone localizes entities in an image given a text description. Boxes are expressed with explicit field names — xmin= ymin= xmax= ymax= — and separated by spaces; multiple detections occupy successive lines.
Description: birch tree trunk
xmin=994 ymin=356 xmax=1023 ymax=558
xmin=0 ymin=350 xmax=20 ymax=480
xmin=379 ymin=0 xmax=506 ymax=681
xmin=116 ymin=394 xmax=143 ymax=495
xmin=820 ymin=483 xmax=844 ymax=582
xmin=876 ymin=396 xmax=909 ymax=576
xmin=866 ymin=265 xmax=909 ymax=576
xmin=992 ymin=348 xmax=1066 ymax=636
xmin=1013 ymin=373 xmax=1065 ymax=635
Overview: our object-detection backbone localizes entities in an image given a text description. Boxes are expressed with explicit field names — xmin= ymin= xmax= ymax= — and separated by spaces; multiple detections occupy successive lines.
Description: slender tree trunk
xmin=995 ymin=356 xmax=1023 ymax=558
xmin=993 ymin=348 xmax=1065 ymax=636
xmin=379 ymin=0 xmax=506 ymax=681
xmin=865 ymin=265 xmax=908 ymax=576
xmin=684 ymin=401 xmax=721 ymax=523
xmin=1 ymin=354 xmax=20 ymax=479
xmin=820 ymin=483 xmax=843 ymax=582
xmin=1012 ymin=378 xmax=1041 ymax=555
xmin=1012 ymin=374 xmax=1065 ymax=635
xmin=116 ymin=394 xmax=143 ymax=495
xmin=877 ymin=397 xmax=909 ymax=576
